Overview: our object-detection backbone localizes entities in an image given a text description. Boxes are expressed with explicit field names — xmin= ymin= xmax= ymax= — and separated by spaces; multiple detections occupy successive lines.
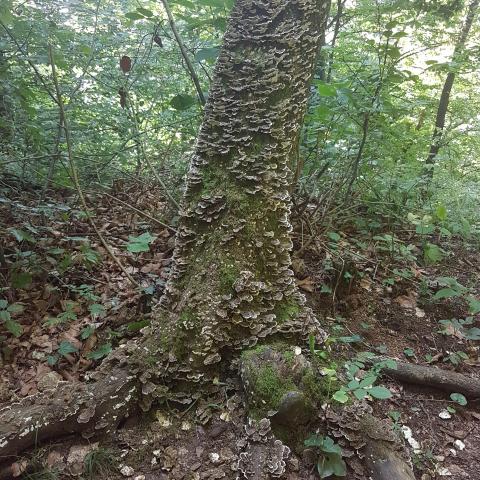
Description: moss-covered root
xmin=240 ymin=344 xmax=330 ymax=424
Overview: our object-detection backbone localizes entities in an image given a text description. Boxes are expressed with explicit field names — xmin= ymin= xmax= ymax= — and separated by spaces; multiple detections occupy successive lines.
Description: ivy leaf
xmin=450 ymin=393 xmax=467 ymax=406
xmin=368 ymin=386 xmax=392 ymax=399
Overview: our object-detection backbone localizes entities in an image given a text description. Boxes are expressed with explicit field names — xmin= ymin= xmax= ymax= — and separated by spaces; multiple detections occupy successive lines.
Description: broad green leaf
xmin=317 ymin=82 xmax=336 ymax=97
xmin=0 ymin=300 xmax=8 ymax=310
xmin=467 ymin=297 xmax=480 ymax=315
xmin=170 ymin=93 xmax=196 ymax=111
xmin=424 ymin=243 xmax=443 ymax=265
xmin=87 ymin=343 xmax=112 ymax=360
xmin=304 ymin=434 xmax=324 ymax=448
xmin=58 ymin=341 xmax=78 ymax=356
xmin=195 ymin=47 xmax=220 ymax=63
xmin=136 ymin=7 xmax=153 ymax=17
xmin=7 ymin=303 xmax=24 ymax=313
xmin=435 ymin=204 xmax=447 ymax=221
xmin=353 ymin=388 xmax=368 ymax=400
xmin=317 ymin=452 xmax=347 ymax=478
xmin=5 ymin=318 xmax=22 ymax=337
xmin=332 ymin=390 xmax=349 ymax=403
xmin=127 ymin=319 xmax=150 ymax=331
xmin=368 ymin=386 xmax=392 ymax=399
xmin=327 ymin=231 xmax=340 ymax=242
xmin=89 ymin=303 xmax=106 ymax=318
xmin=450 ymin=393 xmax=467 ymax=406
xmin=125 ymin=11 xmax=145 ymax=20
xmin=434 ymin=288 xmax=460 ymax=300
xmin=80 ymin=325 xmax=95 ymax=340
xmin=8 ymin=228 xmax=34 ymax=243
xmin=127 ymin=232 xmax=156 ymax=253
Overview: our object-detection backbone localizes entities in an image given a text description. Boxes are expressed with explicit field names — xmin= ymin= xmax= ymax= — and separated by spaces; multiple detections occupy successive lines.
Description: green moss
xmin=219 ymin=262 xmax=240 ymax=292
xmin=249 ymin=364 xmax=296 ymax=419
xmin=301 ymin=369 xmax=331 ymax=405
xmin=274 ymin=299 xmax=300 ymax=323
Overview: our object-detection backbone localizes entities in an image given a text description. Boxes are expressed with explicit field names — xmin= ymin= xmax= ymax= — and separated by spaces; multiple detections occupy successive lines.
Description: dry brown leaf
xmin=297 ymin=277 xmax=314 ymax=293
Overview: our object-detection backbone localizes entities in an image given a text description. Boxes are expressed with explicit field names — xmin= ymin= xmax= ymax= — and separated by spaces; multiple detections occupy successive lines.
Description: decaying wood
xmin=0 ymin=367 xmax=138 ymax=459
xmin=382 ymin=360 xmax=480 ymax=399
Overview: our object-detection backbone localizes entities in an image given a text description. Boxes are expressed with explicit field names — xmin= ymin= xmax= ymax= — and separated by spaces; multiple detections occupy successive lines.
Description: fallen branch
xmin=382 ymin=360 xmax=480 ymax=399
xmin=0 ymin=367 xmax=138 ymax=460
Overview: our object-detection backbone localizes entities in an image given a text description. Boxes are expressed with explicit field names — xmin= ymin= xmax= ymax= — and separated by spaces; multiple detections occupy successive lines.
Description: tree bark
xmin=0 ymin=0 xmax=329 ymax=459
xmin=423 ymin=0 xmax=479 ymax=178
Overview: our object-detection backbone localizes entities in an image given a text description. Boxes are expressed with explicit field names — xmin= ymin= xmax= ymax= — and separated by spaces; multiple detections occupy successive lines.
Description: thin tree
xmin=423 ymin=0 xmax=479 ymax=179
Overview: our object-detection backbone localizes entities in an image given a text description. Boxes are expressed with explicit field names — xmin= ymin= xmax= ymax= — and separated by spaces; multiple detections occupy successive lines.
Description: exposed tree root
xmin=0 ymin=367 xmax=138 ymax=461
xmin=382 ymin=360 xmax=480 ymax=399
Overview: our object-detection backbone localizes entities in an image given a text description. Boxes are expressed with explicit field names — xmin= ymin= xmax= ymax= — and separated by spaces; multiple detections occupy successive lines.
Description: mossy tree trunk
xmin=153 ymin=0 xmax=329 ymax=375
xmin=0 ymin=0 xmax=329 ymax=459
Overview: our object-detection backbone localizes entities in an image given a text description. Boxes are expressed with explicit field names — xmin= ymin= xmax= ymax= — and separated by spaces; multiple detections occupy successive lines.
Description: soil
xmin=0 ymin=180 xmax=478 ymax=479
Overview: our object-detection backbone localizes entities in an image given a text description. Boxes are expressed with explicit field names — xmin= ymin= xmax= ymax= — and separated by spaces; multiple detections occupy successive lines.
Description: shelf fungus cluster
xmin=152 ymin=0 xmax=329 ymax=379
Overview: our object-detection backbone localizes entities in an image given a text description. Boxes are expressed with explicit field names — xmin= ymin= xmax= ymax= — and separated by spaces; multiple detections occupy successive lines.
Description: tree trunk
xmin=0 ymin=0 xmax=329 ymax=459
xmin=423 ymin=0 xmax=479 ymax=179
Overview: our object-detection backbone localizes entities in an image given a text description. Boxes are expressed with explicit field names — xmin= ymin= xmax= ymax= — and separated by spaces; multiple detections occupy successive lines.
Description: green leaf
xmin=423 ymin=243 xmax=443 ymax=265
xmin=304 ymin=434 xmax=324 ymax=448
xmin=80 ymin=325 xmax=95 ymax=340
xmin=435 ymin=204 xmax=447 ymax=221
xmin=170 ymin=93 xmax=196 ymax=111
xmin=127 ymin=319 xmax=150 ymax=331
xmin=5 ymin=318 xmax=22 ymax=337
xmin=327 ymin=231 xmax=340 ymax=242
xmin=464 ymin=327 xmax=480 ymax=341
xmin=467 ymin=297 xmax=480 ymax=315
xmin=316 ymin=81 xmax=336 ymax=97
xmin=195 ymin=47 xmax=220 ymax=63
xmin=8 ymin=228 xmax=34 ymax=243
xmin=87 ymin=343 xmax=112 ymax=360
xmin=89 ymin=303 xmax=106 ymax=318
xmin=125 ymin=11 xmax=145 ymax=20
xmin=11 ymin=271 xmax=32 ymax=289
xmin=434 ymin=288 xmax=460 ymax=300
xmin=127 ymin=232 xmax=156 ymax=253
xmin=368 ymin=386 xmax=392 ymax=399
xmin=7 ymin=303 xmax=24 ymax=313
xmin=332 ymin=390 xmax=349 ymax=403
xmin=47 ymin=354 xmax=59 ymax=366
xmin=136 ymin=7 xmax=153 ymax=17
xmin=450 ymin=393 xmax=467 ymax=406
xmin=353 ymin=388 xmax=368 ymax=400
xmin=58 ymin=341 xmax=78 ymax=356
xmin=0 ymin=300 xmax=8 ymax=310
xmin=317 ymin=452 xmax=347 ymax=478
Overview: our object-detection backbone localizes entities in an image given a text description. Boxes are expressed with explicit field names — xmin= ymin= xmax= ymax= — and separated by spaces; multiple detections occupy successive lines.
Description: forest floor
xmin=0 ymin=178 xmax=479 ymax=480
